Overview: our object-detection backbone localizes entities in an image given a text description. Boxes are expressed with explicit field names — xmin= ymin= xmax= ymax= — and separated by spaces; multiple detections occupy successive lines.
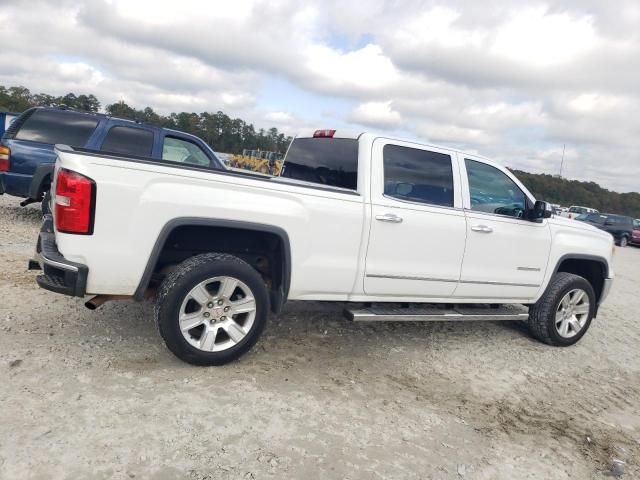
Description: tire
xmin=619 ymin=236 xmax=628 ymax=248
xmin=527 ymin=272 xmax=596 ymax=346
xmin=155 ymin=253 xmax=269 ymax=366
xmin=41 ymin=190 xmax=51 ymax=215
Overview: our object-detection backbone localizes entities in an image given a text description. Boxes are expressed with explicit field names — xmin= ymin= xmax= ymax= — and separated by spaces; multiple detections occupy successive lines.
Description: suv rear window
xmin=14 ymin=109 xmax=99 ymax=146
xmin=281 ymin=138 xmax=358 ymax=190
xmin=101 ymin=126 xmax=154 ymax=157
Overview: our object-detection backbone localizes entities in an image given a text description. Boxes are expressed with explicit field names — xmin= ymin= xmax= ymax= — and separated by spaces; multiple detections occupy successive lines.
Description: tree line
xmin=511 ymin=169 xmax=640 ymax=218
xmin=1 ymin=85 xmax=638 ymax=217
xmin=0 ymin=85 xmax=291 ymax=154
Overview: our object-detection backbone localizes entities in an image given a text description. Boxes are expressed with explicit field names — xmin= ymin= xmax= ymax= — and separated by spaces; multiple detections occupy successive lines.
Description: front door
xmin=455 ymin=157 xmax=552 ymax=300
xmin=364 ymin=138 xmax=467 ymax=298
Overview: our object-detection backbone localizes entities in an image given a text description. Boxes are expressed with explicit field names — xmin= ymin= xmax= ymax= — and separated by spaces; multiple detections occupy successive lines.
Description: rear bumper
xmin=29 ymin=215 xmax=88 ymax=297
xmin=0 ymin=171 xmax=32 ymax=197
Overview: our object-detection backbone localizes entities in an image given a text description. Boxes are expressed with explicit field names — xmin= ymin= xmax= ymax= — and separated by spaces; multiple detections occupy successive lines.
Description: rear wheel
xmin=528 ymin=272 xmax=595 ymax=346
xmin=155 ymin=253 xmax=269 ymax=365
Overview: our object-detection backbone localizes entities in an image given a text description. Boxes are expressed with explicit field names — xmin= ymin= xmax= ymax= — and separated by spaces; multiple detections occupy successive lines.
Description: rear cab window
xmin=100 ymin=126 xmax=154 ymax=157
xmin=13 ymin=109 xmax=99 ymax=147
xmin=281 ymin=137 xmax=358 ymax=190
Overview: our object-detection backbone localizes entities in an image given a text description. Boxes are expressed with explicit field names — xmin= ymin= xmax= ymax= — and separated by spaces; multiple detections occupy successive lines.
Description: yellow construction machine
xmin=228 ymin=149 xmax=284 ymax=176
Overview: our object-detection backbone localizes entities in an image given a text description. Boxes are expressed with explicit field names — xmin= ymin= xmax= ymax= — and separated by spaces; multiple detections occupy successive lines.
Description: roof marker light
xmin=313 ymin=129 xmax=336 ymax=138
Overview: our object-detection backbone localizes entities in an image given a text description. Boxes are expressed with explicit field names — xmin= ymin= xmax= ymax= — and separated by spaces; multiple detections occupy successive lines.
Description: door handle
xmin=471 ymin=224 xmax=493 ymax=233
xmin=376 ymin=213 xmax=403 ymax=223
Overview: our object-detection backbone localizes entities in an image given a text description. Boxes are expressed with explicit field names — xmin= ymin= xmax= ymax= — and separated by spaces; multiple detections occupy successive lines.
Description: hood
xmin=548 ymin=215 xmax=612 ymax=239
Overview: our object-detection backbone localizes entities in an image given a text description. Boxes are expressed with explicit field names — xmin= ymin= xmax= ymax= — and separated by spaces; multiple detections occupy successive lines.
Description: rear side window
xmin=383 ymin=144 xmax=454 ymax=207
xmin=14 ymin=110 xmax=98 ymax=146
xmin=162 ymin=136 xmax=211 ymax=166
xmin=586 ymin=213 xmax=606 ymax=224
xmin=281 ymin=138 xmax=358 ymax=190
xmin=100 ymin=126 xmax=154 ymax=157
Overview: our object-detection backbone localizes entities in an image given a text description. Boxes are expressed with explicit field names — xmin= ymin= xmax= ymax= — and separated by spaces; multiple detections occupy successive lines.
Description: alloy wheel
xmin=555 ymin=288 xmax=590 ymax=338
xmin=178 ymin=276 xmax=256 ymax=352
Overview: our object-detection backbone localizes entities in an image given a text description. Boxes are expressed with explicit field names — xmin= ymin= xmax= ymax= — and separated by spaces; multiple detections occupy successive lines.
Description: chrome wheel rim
xmin=179 ymin=276 xmax=256 ymax=352
xmin=555 ymin=288 xmax=590 ymax=338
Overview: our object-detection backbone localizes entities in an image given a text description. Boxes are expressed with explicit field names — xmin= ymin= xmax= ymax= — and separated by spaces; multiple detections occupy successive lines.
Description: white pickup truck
xmin=31 ymin=130 xmax=615 ymax=365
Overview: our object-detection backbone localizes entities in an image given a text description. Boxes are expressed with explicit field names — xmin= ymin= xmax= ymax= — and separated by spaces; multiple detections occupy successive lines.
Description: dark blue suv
xmin=0 ymin=107 xmax=223 ymax=211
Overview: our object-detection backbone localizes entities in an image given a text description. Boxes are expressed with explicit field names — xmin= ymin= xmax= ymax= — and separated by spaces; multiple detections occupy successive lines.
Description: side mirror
xmin=531 ymin=200 xmax=553 ymax=221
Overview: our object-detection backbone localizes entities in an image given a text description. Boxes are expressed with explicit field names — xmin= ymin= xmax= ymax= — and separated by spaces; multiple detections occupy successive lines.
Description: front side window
xmin=14 ymin=109 xmax=98 ymax=146
xmin=383 ymin=144 xmax=454 ymax=207
xmin=465 ymin=159 xmax=527 ymax=218
xmin=162 ymin=137 xmax=211 ymax=166
xmin=281 ymin=138 xmax=358 ymax=190
xmin=100 ymin=126 xmax=154 ymax=157
xmin=586 ymin=213 xmax=606 ymax=224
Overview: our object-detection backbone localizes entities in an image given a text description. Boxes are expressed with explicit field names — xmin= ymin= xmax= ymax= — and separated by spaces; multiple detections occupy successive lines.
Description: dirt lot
xmin=0 ymin=194 xmax=638 ymax=480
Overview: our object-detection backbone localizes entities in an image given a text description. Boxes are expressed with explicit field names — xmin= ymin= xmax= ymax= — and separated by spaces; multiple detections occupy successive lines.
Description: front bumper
xmin=29 ymin=215 xmax=88 ymax=297
xmin=599 ymin=277 xmax=613 ymax=305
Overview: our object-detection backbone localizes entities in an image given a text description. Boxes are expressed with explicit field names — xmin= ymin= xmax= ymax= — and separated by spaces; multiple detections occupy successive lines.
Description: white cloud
xmin=0 ymin=0 xmax=638 ymax=191
xmin=265 ymin=111 xmax=293 ymax=123
xmin=350 ymin=101 xmax=402 ymax=129
xmin=491 ymin=7 xmax=597 ymax=67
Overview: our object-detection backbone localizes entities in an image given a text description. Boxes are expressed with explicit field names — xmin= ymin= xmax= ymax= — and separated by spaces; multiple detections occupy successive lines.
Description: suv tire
xmin=155 ymin=253 xmax=269 ymax=366
xmin=619 ymin=235 xmax=628 ymax=248
xmin=528 ymin=272 xmax=596 ymax=346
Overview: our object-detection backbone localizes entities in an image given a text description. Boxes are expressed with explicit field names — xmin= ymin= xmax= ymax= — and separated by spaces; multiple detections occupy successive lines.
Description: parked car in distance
xmin=576 ymin=213 xmax=635 ymax=247
xmin=31 ymin=130 xmax=615 ymax=365
xmin=631 ymin=219 xmax=640 ymax=246
xmin=0 ymin=106 xmax=224 ymax=212
xmin=560 ymin=205 xmax=599 ymax=219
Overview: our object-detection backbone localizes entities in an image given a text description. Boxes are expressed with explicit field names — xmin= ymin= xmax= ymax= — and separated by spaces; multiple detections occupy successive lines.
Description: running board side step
xmin=345 ymin=305 xmax=529 ymax=322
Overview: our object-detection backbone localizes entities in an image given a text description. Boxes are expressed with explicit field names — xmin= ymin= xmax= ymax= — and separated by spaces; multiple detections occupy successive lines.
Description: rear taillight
xmin=0 ymin=146 xmax=9 ymax=171
xmin=54 ymin=169 xmax=95 ymax=234
xmin=313 ymin=129 xmax=336 ymax=138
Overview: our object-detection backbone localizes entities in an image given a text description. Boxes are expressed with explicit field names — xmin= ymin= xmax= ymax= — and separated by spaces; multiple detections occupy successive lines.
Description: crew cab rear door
xmin=364 ymin=138 xmax=466 ymax=297
xmin=455 ymin=156 xmax=551 ymax=299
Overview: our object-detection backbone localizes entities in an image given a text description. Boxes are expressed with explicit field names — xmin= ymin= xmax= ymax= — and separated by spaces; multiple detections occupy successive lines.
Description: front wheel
xmin=155 ymin=253 xmax=269 ymax=365
xmin=527 ymin=272 xmax=595 ymax=346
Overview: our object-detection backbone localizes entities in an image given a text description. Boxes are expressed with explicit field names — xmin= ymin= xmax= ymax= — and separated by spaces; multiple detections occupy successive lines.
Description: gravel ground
xmin=0 ymin=193 xmax=638 ymax=480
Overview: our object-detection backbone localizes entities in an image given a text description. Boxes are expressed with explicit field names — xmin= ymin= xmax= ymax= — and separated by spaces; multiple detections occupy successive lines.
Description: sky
xmin=0 ymin=0 xmax=639 ymax=193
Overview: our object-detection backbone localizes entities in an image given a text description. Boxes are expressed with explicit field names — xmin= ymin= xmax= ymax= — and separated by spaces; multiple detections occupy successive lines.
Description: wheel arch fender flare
xmin=133 ymin=217 xmax=292 ymax=307
xmin=552 ymin=253 xmax=609 ymax=278
xmin=28 ymin=163 xmax=55 ymax=200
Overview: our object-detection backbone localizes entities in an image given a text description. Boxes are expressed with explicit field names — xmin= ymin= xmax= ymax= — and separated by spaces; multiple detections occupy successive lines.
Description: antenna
xmin=559 ymin=144 xmax=565 ymax=178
